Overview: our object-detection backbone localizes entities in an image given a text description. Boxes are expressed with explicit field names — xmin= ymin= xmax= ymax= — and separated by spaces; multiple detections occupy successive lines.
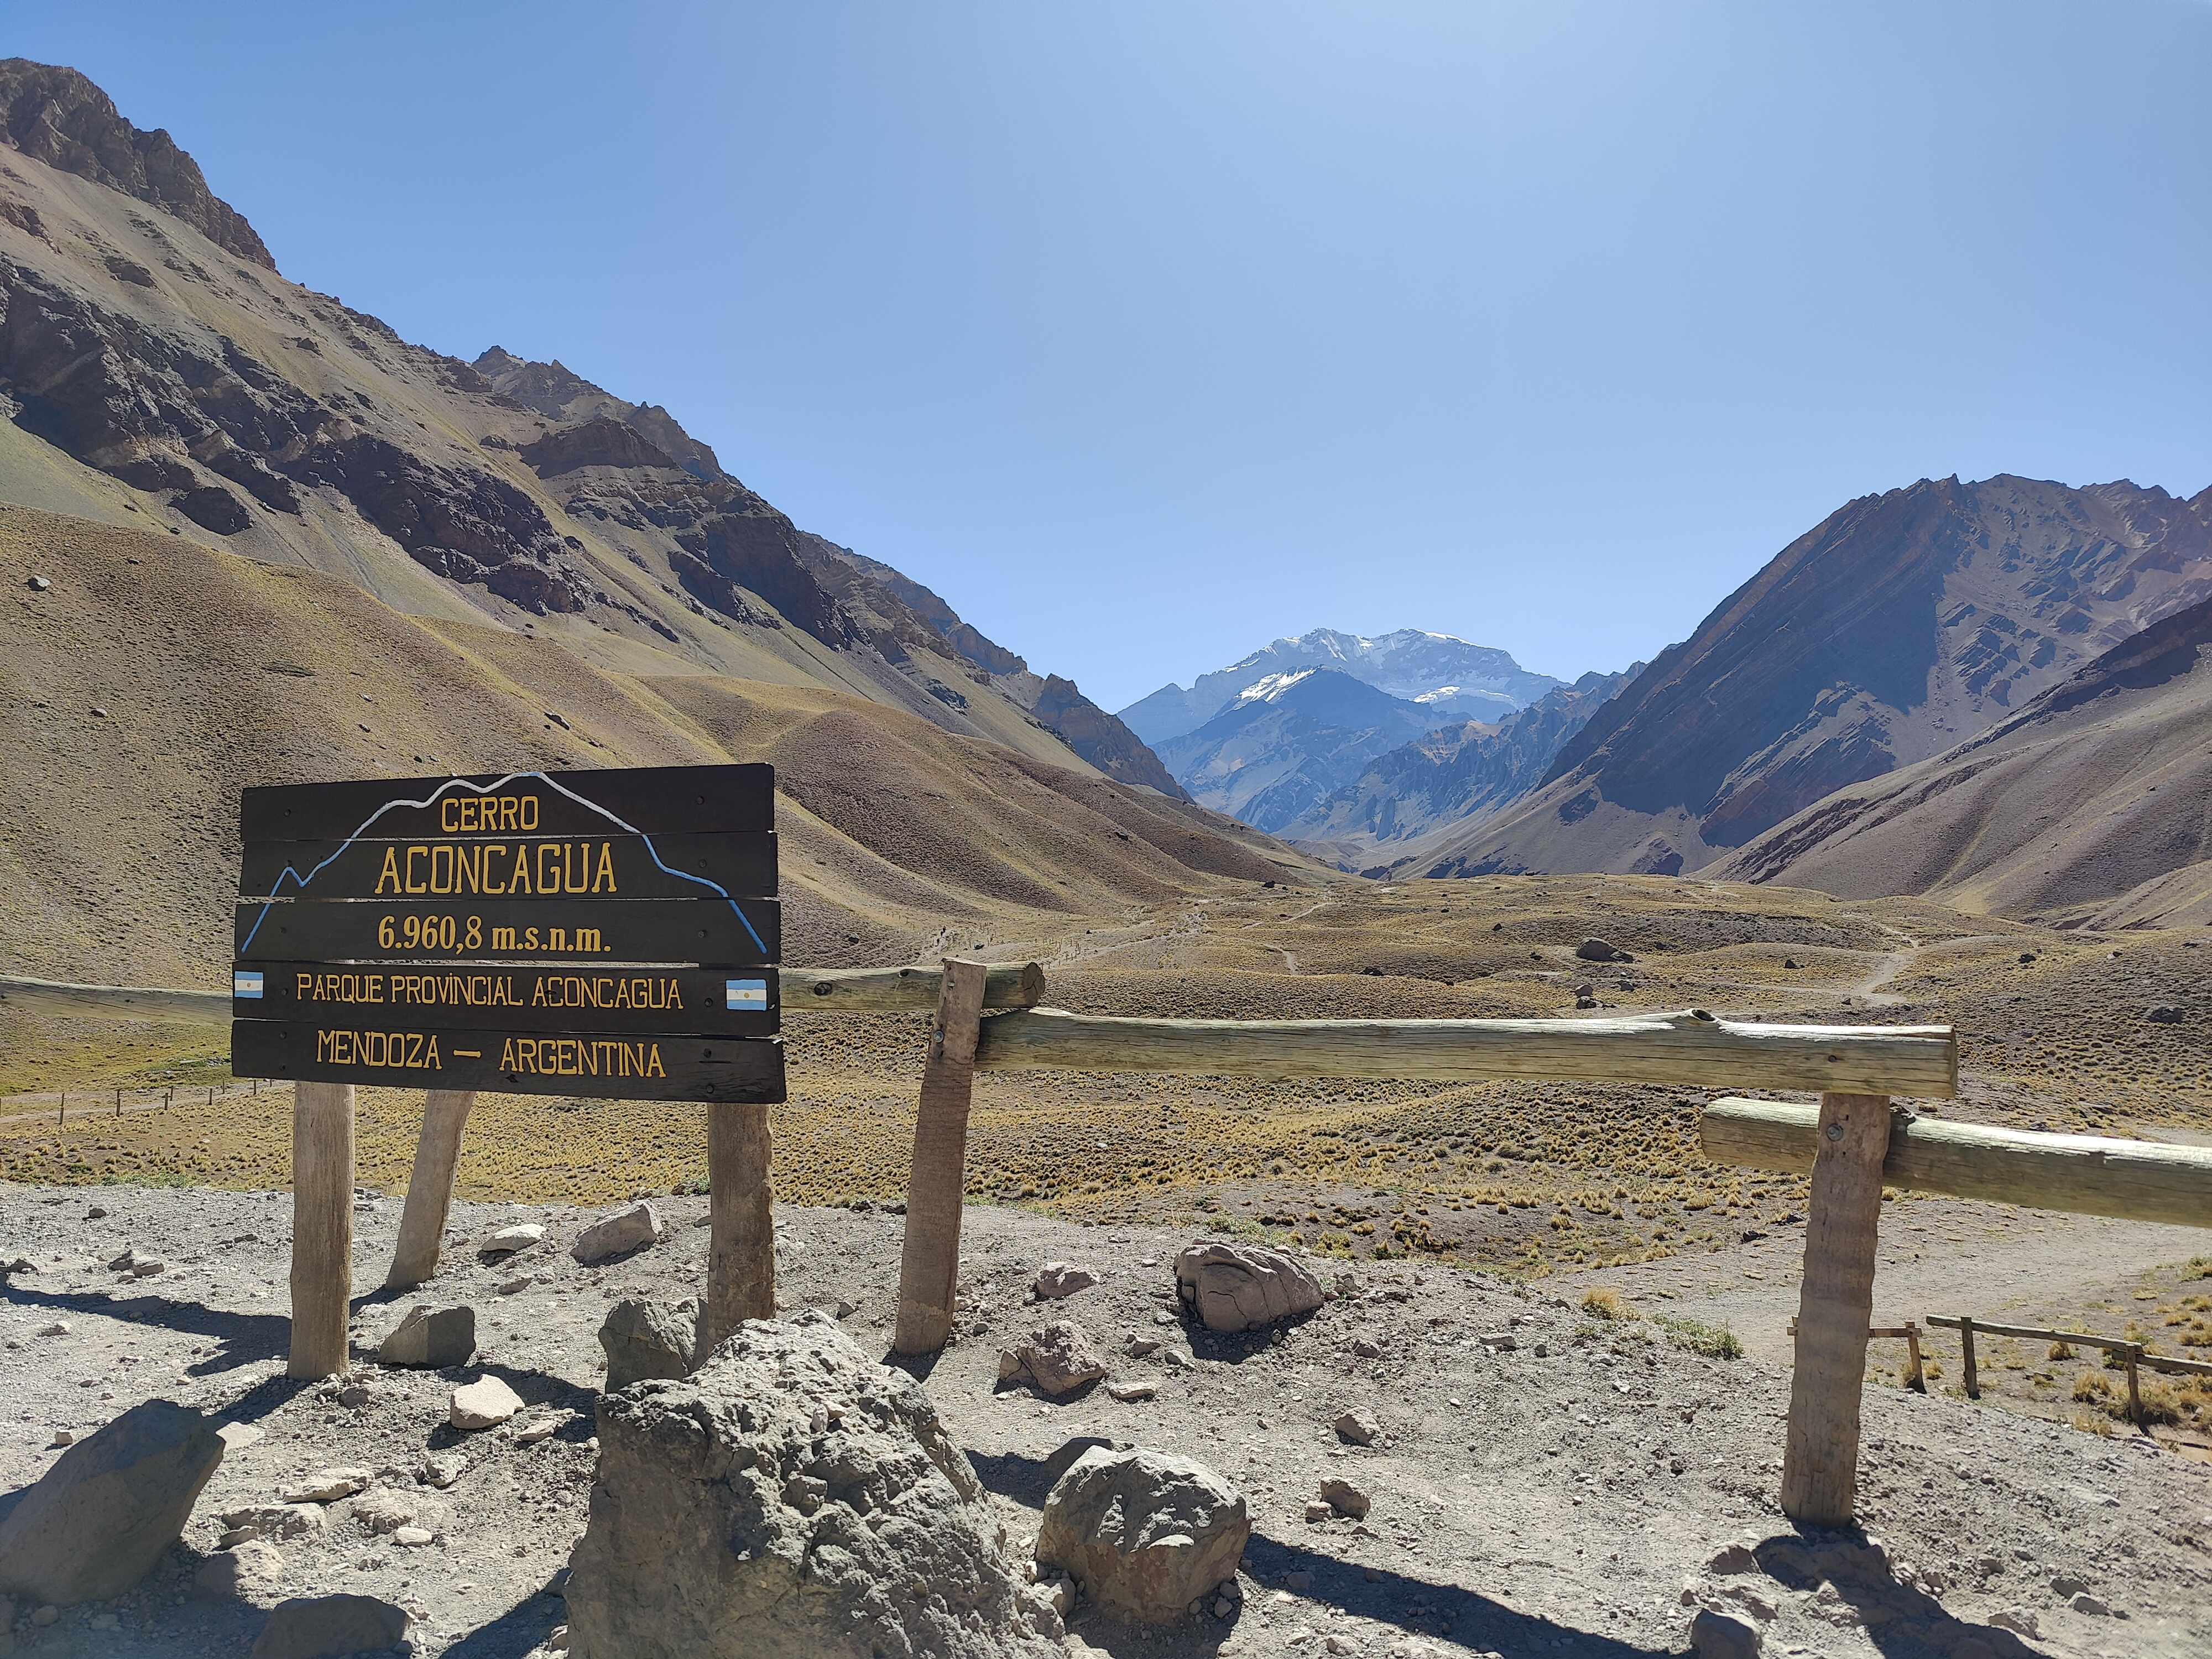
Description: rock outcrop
xmin=0 ymin=1399 xmax=223 ymax=1604
xmin=571 ymin=1202 xmax=662 ymax=1265
xmin=1034 ymin=1447 xmax=1249 ymax=1623
xmin=996 ymin=1322 xmax=1108 ymax=1397
xmin=565 ymin=1311 xmax=1062 ymax=1658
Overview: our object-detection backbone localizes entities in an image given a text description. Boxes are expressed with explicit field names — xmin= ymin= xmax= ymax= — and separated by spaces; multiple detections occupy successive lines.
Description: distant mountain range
xmin=1119 ymin=628 xmax=1563 ymax=748
xmin=1394 ymin=475 xmax=2212 ymax=894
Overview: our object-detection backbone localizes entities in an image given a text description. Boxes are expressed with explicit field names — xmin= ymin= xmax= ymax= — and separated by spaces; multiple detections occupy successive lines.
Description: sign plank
xmin=233 ymin=963 xmax=778 ymax=1036
xmin=232 ymin=1021 xmax=785 ymax=1103
xmin=235 ymin=898 xmax=779 ymax=966
xmin=240 ymin=765 xmax=774 ymax=843
xmin=239 ymin=832 xmax=777 ymax=905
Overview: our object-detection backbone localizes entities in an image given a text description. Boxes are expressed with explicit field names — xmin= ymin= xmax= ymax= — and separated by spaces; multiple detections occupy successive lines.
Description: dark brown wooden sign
xmin=232 ymin=765 xmax=781 ymax=1100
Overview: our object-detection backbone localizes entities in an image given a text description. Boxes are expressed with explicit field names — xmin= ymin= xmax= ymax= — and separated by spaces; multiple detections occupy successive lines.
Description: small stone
xmin=836 ymin=1299 xmax=858 ymax=1319
xmin=2146 ymin=1005 xmax=2185 ymax=1024
xmin=478 ymin=1223 xmax=544 ymax=1258
xmin=83 ymin=1206 xmax=106 ymax=1220
xmin=1125 ymin=1335 xmax=1160 ymax=1357
xmin=1333 ymin=1412 xmax=1379 ymax=1447
xmin=2069 ymin=1592 xmax=2110 ymax=1616
xmin=347 ymin=1488 xmax=420 ymax=1535
xmin=1105 ymin=1379 xmax=1159 ymax=1402
xmin=1318 ymin=1477 xmax=1370 ymax=1519
xmin=1284 ymin=1570 xmax=1312 ymax=1591
xmin=998 ymin=1321 xmax=1108 ymax=1397
xmin=36 ymin=1323 xmax=68 ymax=1337
xmin=1479 ymin=1331 xmax=1517 ymax=1350
xmin=393 ymin=1526 xmax=434 ymax=1547
xmin=420 ymin=1451 xmax=469 ymax=1489
xmin=571 ymin=1202 xmax=663 ymax=1265
xmin=217 ymin=1422 xmax=264 ymax=1453
xmin=1688 ymin=1606 xmax=1762 ymax=1658
xmin=194 ymin=1540 xmax=285 ymax=1601
xmin=1305 ymin=1500 xmax=1333 ymax=1521
xmin=448 ymin=1376 xmax=524 ymax=1431
xmin=45 ymin=1430 xmax=73 ymax=1449
xmin=1213 ymin=1595 xmax=1233 ymax=1617
xmin=130 ymin=1258 xmax=165 ymax=1276
xmin=247 ymin=1593 xmax=410 ymax=1659
xmin=1706 ymin=1542 xmax=1759 ymax=1575
xmin=378 ymin=1305 xmax=476 ymax=1369
xmin=1989 ymin=1608 xmax=2039 ymax=1637
xmin=1036 ymin=1262 xmax=1102 ymax=1300
xmin=32 ymin=1605 xmax=59 ymax=1626
xmin=27 ymin=575 xmax=51 ymax=591
xmin=1351 ymin=1336 xmax=1383 ymax=1359
xmin=1575 ymin=937 xmax=1632 ymax=963
xmin=517 ymin=1412 xmax=573 ymax=1445
xmin=281 ymin=1468 xmax=371 ymax=1504
xmin=218 ymin=1504 xmax=324 ymax=1544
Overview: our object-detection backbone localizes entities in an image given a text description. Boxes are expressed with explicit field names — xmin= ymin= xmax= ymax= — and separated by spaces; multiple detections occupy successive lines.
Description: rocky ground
xmin=3 ymin=1181 xmax=2209 ymax=1659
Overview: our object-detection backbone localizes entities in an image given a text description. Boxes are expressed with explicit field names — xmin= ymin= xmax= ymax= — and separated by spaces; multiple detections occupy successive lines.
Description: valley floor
xmin=2 ymin=1181 xmax=2208 ymax=1659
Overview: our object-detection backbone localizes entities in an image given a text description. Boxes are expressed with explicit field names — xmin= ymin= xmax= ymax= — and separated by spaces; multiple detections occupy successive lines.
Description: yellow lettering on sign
xmin=404 ymin=846 xmax=426 ymax=894
xmin=375 ymin=848 xmax=402 ymax=894
xmin=595 ymin=842 xmax=615 ymax=893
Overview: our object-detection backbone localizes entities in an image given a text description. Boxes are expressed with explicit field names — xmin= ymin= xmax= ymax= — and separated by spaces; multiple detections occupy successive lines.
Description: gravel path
xmin=3 ymin=1182 xmax=2209 ymax=1658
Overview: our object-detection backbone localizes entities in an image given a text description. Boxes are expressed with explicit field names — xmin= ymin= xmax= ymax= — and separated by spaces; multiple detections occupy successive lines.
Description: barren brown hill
xmin=0 ymin=59 xmax=1168 ymax=792
xmin=0 ymin=503 xmax=1301 ymax=1075
xmin=1394 ymin=474 xmax=2212 ymax=881
xmin=1711 ymin=591 xmax=2212 ymax=927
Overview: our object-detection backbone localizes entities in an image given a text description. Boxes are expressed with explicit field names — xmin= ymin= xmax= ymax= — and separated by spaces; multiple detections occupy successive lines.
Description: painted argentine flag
xmin=726 ymin=978 xmax=768 ymax=1011
xmin=234 ymin=971 xmax=265 ymax=999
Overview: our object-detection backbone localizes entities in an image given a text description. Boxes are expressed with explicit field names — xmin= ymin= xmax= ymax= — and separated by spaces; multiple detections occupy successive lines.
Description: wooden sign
xmin=232 ymin=765 xmax=782 ymax=1101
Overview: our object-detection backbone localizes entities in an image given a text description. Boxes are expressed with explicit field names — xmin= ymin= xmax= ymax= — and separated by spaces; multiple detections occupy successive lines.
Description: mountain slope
xmin=0 ymin=503 xmax=1293 ymax=1004
xmin=1394 ymin=474 xmax=2212 ymax=880
xmin=1282 ymin=667 xmax=1639 ymax=872
xmin=1155 ymin=668 xmax=1444 ymax=834
xmin=0 ymin=59 xmax=1171 ymax=797
xmin=1119 ymin=627 xmax=1562 ymax=748
xmin=1708 ymin=593 xmax=2212 ymax=927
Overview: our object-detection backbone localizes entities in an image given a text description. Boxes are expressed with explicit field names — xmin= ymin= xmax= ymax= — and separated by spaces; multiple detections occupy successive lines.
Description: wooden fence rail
xmin=1923 ymin=1313 xmax=2212 ymax=1424
xmin=973 ymin=1006 xmax=1958 ymax=1096
xmin=1700 ymin=1097 xmax=2212 ymax=1229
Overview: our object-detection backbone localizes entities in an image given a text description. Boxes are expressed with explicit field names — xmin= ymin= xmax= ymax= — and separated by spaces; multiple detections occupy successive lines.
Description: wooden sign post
xmin=232 ymin=764 xmax=782 ymax=1377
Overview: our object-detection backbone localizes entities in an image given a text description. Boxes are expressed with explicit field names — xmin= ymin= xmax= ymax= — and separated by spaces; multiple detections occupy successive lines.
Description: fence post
xmin=385 ymin=1090 xmax=479 ymax=1288
xmin=895 ymin=957 xmax=990 ymax=1357
xmin=700 ymin=1100 xmax=776 ymax=1356
xmin=2125 ymin=1343 xmax=2142 ymax=1423
xmin=1780 ymin=1091 xmax=1892 ymax=1528
xmin=1903 ymin=1321 xmax=1924 ymax=1392
xmin=1960 ymin=1317 xmax=1979 ymax=1399
xmin=289 ymin=1082 xmax=354 ymax=1379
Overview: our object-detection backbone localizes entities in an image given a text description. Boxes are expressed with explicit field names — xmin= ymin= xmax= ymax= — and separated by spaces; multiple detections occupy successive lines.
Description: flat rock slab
xmin=249 ymin=1593 xmax=411 ymax=1659
xmin=1035 ymin=1446 xmax=1250 ymax=1623
xmin=1173 ymin=1241 xmax=1324 ymax=1333
xmin=448 ymin=1377 xmax=524 ymax=1431
xmin=565 ymin=1309 xmax=1062 ymax=1658
xmin=1035 ymin=1261 xmax=1100 ymax=1300
xmin=0 ymin=1399 xmax=223 ymax=1604
xmin=377 ymin=1305 xmax=476 ymax=1369
xmin=571 ymin=1203 xmax=661 ymax=1265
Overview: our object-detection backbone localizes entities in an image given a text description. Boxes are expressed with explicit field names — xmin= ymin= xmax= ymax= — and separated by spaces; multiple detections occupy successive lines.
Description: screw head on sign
xmin=1825 ymin=1123 xmax=1844 ymax=1141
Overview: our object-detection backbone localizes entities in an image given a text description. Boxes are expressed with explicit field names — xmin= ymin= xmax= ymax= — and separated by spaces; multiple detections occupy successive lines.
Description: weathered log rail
xmin=1701 ymin=1097 xmax=2212 ymax=1229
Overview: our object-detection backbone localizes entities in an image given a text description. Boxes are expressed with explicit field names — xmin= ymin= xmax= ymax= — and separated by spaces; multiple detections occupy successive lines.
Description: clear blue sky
xmin=15 ymin=3 xmax=2211 ymax=709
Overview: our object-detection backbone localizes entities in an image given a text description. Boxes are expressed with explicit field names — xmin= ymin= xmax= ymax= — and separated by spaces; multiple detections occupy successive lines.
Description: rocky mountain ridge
xmin=1710 ymin=590 xmax=2212 ymax=927
xmin=1281 ymin=667 xmax=1640 ymax=872
xmin=1153 ymin=668 xmax=1449 ymax=834
xmin=1391 ymin=473 xmax=2212 ymax=883
xmin=1119 ymin=626 xmax=1562 ymax=749
xmin=0 ymin=59 xmax=1175 ymax=799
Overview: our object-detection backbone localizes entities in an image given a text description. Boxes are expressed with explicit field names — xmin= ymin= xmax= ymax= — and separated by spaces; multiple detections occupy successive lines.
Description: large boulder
xmin=1035 ymin=1447 xmax=1249 ymax=1623
xmin=598 ymin=1297 xmax=698 ymax=1392
xmin=249 ymin=1593 xmax=410 ymax=1658
xmin=1173 ymin=1242 xmax=1324 ymax=1333
xmin=565 ymin=1310 xmax=1062 ymax=1658
xmin=0 ymin=1400 xmax=223 ymax=1604
xmin=571 ymin=1202 xmax=663 ymax=1265
xmin=377 ymin=1305 xmax=476 ymax=1369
